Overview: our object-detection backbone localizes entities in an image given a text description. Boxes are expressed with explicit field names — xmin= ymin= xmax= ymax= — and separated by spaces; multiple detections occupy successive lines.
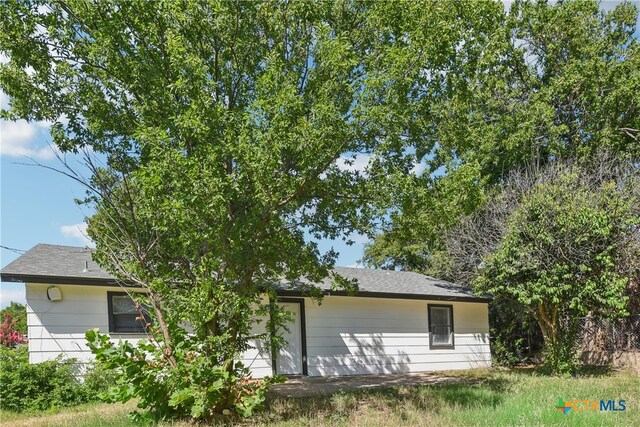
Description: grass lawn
xmin=1 ymin=367 xmax=638 ymax=426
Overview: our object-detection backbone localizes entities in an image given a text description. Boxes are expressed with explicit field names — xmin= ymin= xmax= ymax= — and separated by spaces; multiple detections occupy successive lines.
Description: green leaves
xmin=472 ymin=159 xmax=640 ymax=372
xmin=168 ymin=388 xmax=194 ymax=409
xmin=0 ymin=2 xmax=416 ymax=421
xmin=85 ymin=328 xmax=279 ymax=421
xmin=0 ymin=345 xmax=112 ymax=412
xmin=364 ymin=0 xmax=640 ymax=271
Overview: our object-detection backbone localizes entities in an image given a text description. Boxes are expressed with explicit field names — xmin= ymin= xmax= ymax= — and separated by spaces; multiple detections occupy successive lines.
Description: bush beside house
xmin=0 ymin=345 xmax=111 ymax=413
xmin=0 ymin=302 xmax=27 ymax=348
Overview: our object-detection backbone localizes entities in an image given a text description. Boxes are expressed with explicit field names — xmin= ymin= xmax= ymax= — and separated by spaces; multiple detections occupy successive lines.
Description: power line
xmin=0 ymin=245 xmax=26 ymax=255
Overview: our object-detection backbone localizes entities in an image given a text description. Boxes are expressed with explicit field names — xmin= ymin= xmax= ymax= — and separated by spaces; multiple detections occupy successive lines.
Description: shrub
xmin=0 ymin=312 xmax=27 ymax=348
xmin=83 ymin=362 xmax=117 ymax=395
xmin=472 ymin=159 xmax=640 ymax=373
xmin=0 ymin=346 xmax=103 ymax=412
xmin=0 ymin=302 xmax=27 ymax=335
xmin=489 ymin=299 xmax=543 ymax=366
xmin=86 ymin=329 xmax=283 ymax=422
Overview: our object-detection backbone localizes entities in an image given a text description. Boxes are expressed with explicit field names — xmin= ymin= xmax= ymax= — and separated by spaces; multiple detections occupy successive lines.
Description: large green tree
xmin=0 ymin=0 xmax=502 ymax=421
xmin=0 ymin=0 xmax=376 ymax=420
xmin=364 ymin=0 xmax=640 ymax=271
xmin=471 ymin=158 xmax=640 ymax=373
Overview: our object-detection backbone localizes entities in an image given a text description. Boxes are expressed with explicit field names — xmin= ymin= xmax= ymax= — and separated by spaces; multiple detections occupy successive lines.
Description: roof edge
xmin=277 ymin=289 xmax=490 ymax=303
xmin=0 ymin=273 xmax=134 ymax=287
xmin=2 ymin=273 xmax=491 ymax=303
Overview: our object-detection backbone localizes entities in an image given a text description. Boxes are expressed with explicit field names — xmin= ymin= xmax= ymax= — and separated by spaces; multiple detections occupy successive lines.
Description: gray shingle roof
xmin=1 ymin=244 xmax=114 ymax=283
xmin=318 ymin=267 xmax=482 ymax=301
xmin=1 ymin=244 xmax=487 ymax=302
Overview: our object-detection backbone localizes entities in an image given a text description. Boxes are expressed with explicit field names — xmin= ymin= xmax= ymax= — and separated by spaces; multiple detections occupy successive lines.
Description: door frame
xmin=272 ymin=297 xmax=308 ymax=376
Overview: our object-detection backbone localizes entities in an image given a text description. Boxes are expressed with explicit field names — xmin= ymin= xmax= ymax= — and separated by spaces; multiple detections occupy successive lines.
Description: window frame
xmin=107 ymin=291 xmax=151 ymax=334
xmin=428 ymin=304 xmax=455 ymax=350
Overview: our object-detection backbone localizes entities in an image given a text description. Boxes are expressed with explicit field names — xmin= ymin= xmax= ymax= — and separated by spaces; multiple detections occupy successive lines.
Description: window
xmin=107 ymin=292 xmax=151 ymax=333
xmin=428 ymin=304 xmax=454 ymax=349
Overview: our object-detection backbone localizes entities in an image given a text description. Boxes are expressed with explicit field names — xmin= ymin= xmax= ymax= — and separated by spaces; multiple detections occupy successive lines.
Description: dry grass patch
xmin=0 ymin=401 xmax=138 ymax=427
xmin=1 ymin=368 xmax=638 ymax=426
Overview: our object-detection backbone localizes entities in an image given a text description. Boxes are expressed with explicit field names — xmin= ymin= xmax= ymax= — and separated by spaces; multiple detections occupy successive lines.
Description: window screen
xmin=429 ymin=305 xmax=454 ymax=349
xmin=108 ymin=292 xmax=151 ymax=333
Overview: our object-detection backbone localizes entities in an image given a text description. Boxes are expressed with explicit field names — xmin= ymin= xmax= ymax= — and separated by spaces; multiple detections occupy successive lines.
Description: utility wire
xmin=0 ymin=245 xmax=26 ymax=254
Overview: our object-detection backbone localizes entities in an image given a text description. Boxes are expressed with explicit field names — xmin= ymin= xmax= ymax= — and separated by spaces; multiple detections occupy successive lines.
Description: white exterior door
xmin=276 ymin=301 xmax=304 ymax=375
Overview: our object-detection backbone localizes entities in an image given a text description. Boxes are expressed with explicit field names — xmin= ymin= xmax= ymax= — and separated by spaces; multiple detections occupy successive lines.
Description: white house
xmin=1 ymin=244 xmax=491 ymax=377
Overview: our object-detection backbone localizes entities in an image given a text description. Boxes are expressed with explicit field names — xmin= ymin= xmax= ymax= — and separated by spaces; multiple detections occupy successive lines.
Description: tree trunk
xmin=148 ymin=292 xmax=177 ymax=367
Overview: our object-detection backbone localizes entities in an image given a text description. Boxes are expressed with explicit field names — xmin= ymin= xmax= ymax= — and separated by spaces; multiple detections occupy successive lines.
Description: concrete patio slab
xmin=270 ymin=372 xmax=479 ymax=397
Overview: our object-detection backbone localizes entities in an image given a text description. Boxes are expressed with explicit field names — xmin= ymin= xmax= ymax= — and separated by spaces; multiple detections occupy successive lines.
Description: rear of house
xmin=1 ymin=244 xmax=491 ymax=377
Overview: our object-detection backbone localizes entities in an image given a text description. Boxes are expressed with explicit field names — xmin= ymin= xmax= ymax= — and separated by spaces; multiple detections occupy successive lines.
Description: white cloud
xmin=0 ymin=90 xmax=9 ymax=110
xmin=347 ymin=232 xmax=370 ymax=245
xmin=336 ymin=154 xmax=427 ymax=177
xmin=336 ymin=153 xmax=371 ymax=173
xmin=410 ymin=161 xmax=427 ymax=176
xmin=60 ymin=222 xmax=94 ymax=247
xmin=0 ymin=119 xmax=59 ymax=160
xmin=0 ymin=287 xmax=26 ymax=309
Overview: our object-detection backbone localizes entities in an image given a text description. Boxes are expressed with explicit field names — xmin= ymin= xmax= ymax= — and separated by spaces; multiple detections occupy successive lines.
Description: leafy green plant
xmin=474 ymin=162 xmax=640 ymax=373
xmin=0 ymin=302 xmax=26 ymax=335
xmin=364 ymin=0 xmax=640 ymax=274
xmin=0 ymin=0 xmax=387 ymax=421
xmin=82 ymin=361 xmax=118 ymax=396
xmin=0 ymin=346 xmax=93 ymax=412
xmin=86 ymin=329 xmax=283 ymax=422
xmin=488 ymin=300 xmax=543 ymax=366
xmin=0 ymin=311 xmax=27 ymax=348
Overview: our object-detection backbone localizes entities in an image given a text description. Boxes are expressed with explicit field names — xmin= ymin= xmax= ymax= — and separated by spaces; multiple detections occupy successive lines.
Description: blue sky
xmin=1 ymin=0 xmax=638 ymax=309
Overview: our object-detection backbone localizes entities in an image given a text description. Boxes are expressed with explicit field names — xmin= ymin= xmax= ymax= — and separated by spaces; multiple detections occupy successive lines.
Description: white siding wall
xmin=303 ymin=296 xmax=491 ymax=376
xmin=27 ymin=283 xmax=149 ymax=369
xmin=239 ymin=298 xmax=273 ymax=379
xmin=25 ymin=283 xmax=273 ymax=377
xmin=26 ymin=283 xmax=490 ymax=378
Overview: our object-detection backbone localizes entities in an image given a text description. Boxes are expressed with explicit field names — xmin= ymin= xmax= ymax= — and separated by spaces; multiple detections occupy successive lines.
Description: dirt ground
xmin=270 ymin=371 xmax=479 ymax=397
